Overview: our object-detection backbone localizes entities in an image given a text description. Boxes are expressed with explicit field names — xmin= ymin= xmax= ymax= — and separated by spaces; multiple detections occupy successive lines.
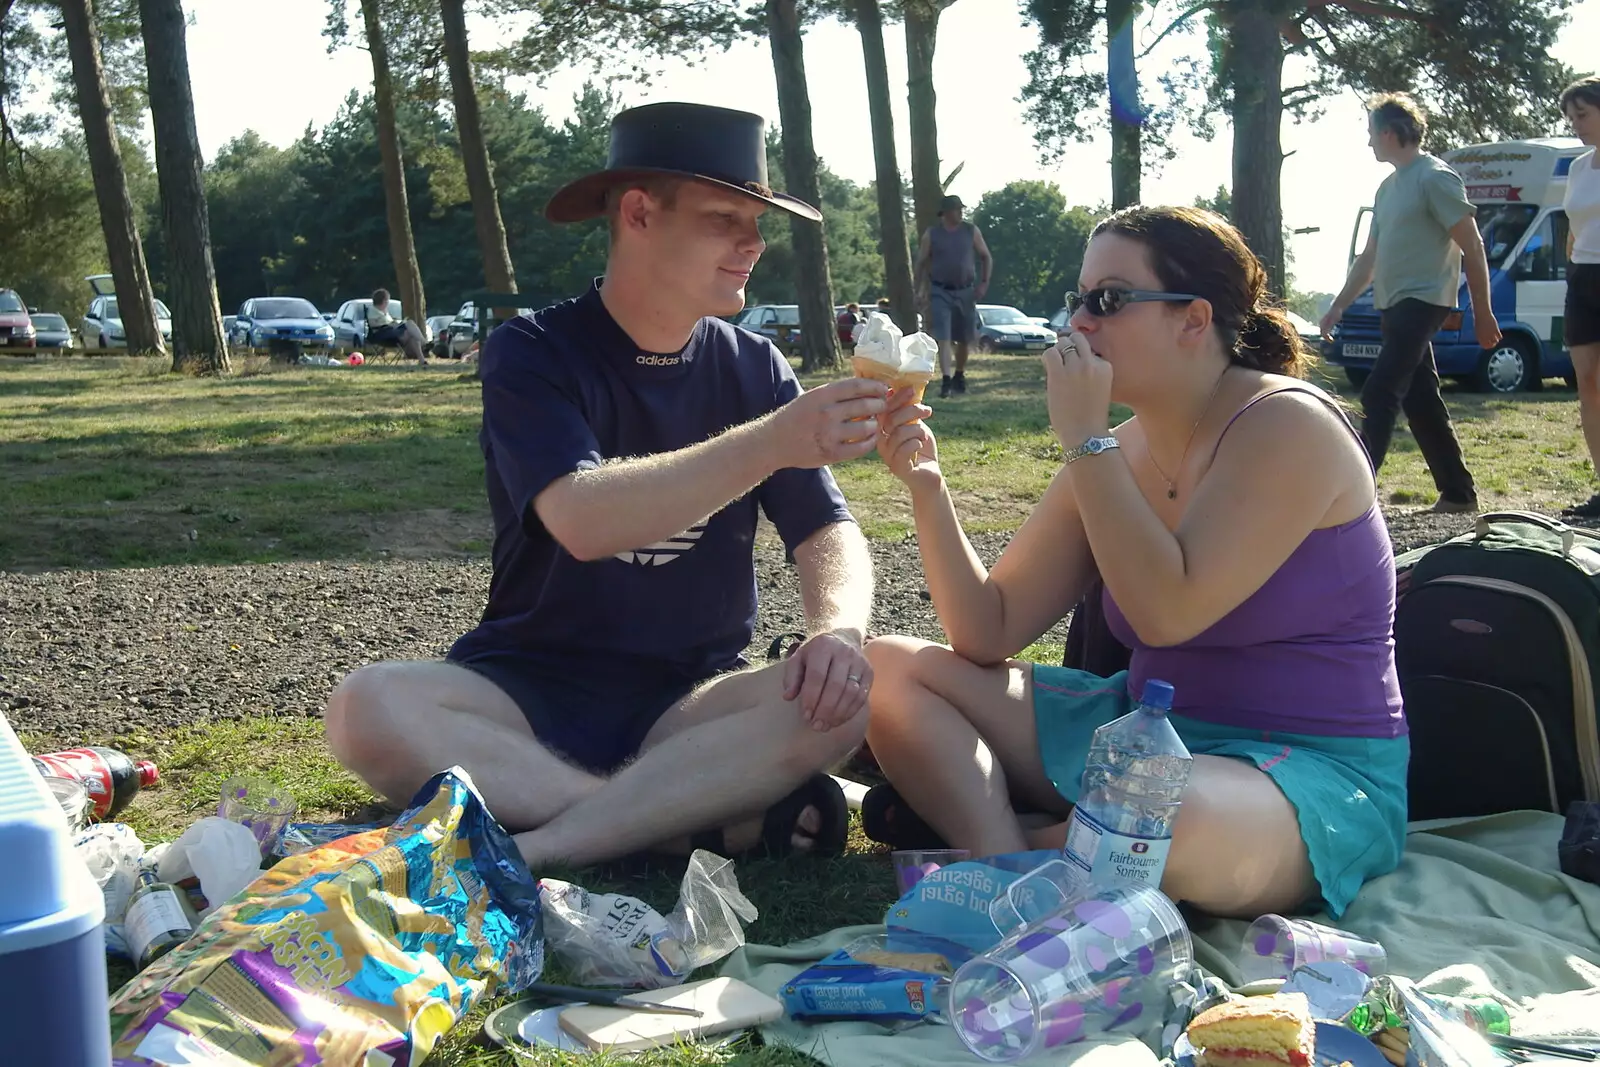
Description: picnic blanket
xmin=722 ymin=811 xmax=1600 ymax=1067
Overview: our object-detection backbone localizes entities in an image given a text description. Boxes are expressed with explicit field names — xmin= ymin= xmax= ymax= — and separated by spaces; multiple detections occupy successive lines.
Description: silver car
xmin=81 ymin=274 xmax=172 ymax=348
xmin=329 ymin=298 xmax=404 ymax=348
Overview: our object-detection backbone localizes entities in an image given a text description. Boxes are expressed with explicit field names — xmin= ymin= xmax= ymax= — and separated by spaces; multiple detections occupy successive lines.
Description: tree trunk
xmin=140 ymin=0 xmax=230 ymax=375
xmin=1228 ymin=3 xmax=1285 ymax=297
xmin=1107 ymin=0 xmax=1141 ymax=210
xmin=854 ymin=0 xmax=917 ymax=335
xmin=359 ymin=0 xmax=427 ymax=328
xmin=60 ymin=0 xmax=164 ymax=355
xmin=767 ymin=0 xmax=841 ymax=373
xmin=904 ymin=0 xmax=948 ymax=238
xmin=440 ymin=0 xmax=516 ymax=297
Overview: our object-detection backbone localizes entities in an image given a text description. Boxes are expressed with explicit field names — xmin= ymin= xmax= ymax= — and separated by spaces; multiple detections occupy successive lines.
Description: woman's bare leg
xmin=865 ymin=636 xmax=1071 ymax=857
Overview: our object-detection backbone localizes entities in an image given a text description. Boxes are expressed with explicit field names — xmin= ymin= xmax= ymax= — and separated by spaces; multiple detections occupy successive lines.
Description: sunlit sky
xmin=177 ymin=0 xmax=1598 ymax=296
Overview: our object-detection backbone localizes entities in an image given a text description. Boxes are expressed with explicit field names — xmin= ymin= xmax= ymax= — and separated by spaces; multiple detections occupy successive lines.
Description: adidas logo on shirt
xmin=636 ymin=353 xmax=682 ymax=366
xmin=615 ymin=519 xmax=709 ymax=565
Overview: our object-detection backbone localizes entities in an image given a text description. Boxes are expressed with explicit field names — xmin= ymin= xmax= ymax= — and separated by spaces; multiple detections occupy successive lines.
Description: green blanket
xmin=722 ymin=812 xmax=1600 ymax=1067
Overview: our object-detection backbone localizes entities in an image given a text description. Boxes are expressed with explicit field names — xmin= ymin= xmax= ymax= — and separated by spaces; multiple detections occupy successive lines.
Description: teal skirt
xmin=1031 ymin=665 xmax=1409 ymax=918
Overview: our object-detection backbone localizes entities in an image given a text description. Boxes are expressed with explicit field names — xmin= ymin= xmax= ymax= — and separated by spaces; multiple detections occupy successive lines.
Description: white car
xmin=446 ymin=301 xmax=534 ymax=356
xmin=81 ymin=274 xmax=172 ymax=348
xmin=329 ymin=298 xmax=404 ymax=348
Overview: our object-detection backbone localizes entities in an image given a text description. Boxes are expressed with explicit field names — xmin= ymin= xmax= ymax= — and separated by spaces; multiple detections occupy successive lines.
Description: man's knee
xmin=738 ymin=661 xmax=870 ymax=774
xmin=325 ymin=662 xmax=408 ymax=774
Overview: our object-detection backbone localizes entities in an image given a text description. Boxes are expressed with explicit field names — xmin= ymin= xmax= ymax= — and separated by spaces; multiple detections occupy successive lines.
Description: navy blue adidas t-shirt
xmin=448 ymin=283 xmax=854 ymax=689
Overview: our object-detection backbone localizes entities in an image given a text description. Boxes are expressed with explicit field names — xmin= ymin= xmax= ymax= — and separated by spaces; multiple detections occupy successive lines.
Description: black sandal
xmin=860 ymin=783 xmax=949 ymax=851
xmin=691 ymin=772 xmax=850 ymax=860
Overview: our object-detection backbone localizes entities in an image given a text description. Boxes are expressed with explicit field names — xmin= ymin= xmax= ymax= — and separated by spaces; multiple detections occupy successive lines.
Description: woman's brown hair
xmin=1091 ymin=205 xmax=1311 ymax=378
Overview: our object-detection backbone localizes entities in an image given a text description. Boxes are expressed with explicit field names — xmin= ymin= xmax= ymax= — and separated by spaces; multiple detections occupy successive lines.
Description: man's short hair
xmin=1560 ymin=75 xmax=1600 ymax=116
xmin=1367 ymin=92 xmax=1428 ymax=147
xmin=846 ymin=302 xmax=859 ymax=311
xmin=371 ymin=288 xmax=389 ymax=304
xmin=877 ymin=297 xmax=890 ymax=308
xmin=606 ymin=175 xmax=686 ymax=244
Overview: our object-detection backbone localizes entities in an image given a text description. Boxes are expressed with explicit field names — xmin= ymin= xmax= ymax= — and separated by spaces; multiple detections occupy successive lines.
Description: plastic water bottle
xmin=1061 ymin=679 xmax=1192 ymax=890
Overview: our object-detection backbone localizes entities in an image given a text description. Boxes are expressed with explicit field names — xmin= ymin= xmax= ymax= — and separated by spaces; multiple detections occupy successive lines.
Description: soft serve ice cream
xmin=851 ymin=312 xmax=937 ymax=408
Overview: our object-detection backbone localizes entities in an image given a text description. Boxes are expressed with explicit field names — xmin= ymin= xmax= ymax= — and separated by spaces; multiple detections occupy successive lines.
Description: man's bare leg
xmin=514 ymin=663 xmax=865 ymax=868
xmin=325 ymin=660 xmax=603 ymax=830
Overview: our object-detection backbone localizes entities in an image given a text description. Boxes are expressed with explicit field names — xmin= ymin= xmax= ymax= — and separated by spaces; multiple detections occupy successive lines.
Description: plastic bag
xmin=74 ymin=822 xmax=146 ymax=957
xmin=155 ymin=816 xmax=263 ymax=917
xmin=108 ymin=767 xmax=543 ymax=1066
xmin=539 ymin=850 xmax=756 ymax=989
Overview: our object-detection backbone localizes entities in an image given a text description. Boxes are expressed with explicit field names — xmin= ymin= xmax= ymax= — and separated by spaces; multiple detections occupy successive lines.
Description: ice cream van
xmin=1325 ymin=137 xmax=1588 ymax=393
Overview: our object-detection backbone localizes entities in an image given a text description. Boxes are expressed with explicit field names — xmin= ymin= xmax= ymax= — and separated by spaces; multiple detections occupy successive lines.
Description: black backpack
xmin=1395 ymin=512 xmax=1600 ymax=820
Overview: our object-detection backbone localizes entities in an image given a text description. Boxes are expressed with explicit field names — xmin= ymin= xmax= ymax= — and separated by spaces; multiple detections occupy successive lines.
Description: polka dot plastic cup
xmin=217 ymin=776 xmax=297 ymax=860
xmin=1239 ymin=914 xmax=1387 ymax=983
xmin=891 ymin=849 xmax=971 ymax=895
xmin=950 ymin=881 xmax=1193 ymax=1062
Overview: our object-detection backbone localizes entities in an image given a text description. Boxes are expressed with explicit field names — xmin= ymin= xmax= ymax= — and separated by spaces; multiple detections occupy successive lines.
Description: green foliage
xmin=0 ymin=129 xmax=158 ymax=315
xmin=1193 ymin=184 xmax=1231 ymax=219
xmin=971 ymin=180 xmax=1104 ymax=315
xmin=1020 ymin=0 xmax=1577 ymax=155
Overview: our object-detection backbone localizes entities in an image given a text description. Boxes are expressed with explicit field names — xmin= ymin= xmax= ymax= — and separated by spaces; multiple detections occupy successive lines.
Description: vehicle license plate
xmin=1344 ymin=344 xmax=1381 ymax=358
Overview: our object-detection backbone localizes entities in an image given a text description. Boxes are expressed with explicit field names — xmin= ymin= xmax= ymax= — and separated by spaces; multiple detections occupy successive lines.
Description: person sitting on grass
xmin=364 ymin=289 xmax=427 ymax=363
xmin=325 ymin=103 xmax=887 ymax=870
xmin=860 ymin=205 xmax=1408 ymax=920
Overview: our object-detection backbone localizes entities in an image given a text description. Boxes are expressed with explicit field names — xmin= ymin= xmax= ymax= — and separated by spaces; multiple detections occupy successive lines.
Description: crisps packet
xmin=108 ymin=768 xmax=543 ymax=1066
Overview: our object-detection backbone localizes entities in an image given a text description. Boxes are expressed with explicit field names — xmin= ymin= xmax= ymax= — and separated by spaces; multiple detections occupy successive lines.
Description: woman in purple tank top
xmin=860 ymin=206 xmax=1409 ymax=919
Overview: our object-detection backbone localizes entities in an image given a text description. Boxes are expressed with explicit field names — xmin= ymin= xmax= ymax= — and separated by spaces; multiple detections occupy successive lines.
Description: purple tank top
xmin=1101 ymin=389 xmax=1406 ymax=739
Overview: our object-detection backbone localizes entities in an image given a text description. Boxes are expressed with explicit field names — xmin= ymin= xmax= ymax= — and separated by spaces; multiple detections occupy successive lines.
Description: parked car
xmin=1047 ymin=306 xmax=1071 ymax=335
xmin=0 ymin=288 xmax=36 ymax=347
xmin=976 ymin=304 xmax=1057 ymax=353
xmin=426 ymin=314 xmax=456 ymax=358
xmin=222 ymin=315 xmax=237 ymax=338
xmin=445 ymin=301 xmax=535 ymax=357
xmin=230 ymin=297 xmax=335 ymax=351
xmin=329 ymin=298 xmax=403 ymax=348
xmin=81 ymin=275 xmax=172 ymax=348
xmin=732 ymin=304 xmax=801 ymax=352
xmin=29 ymin=312 xmax=73 ymax=349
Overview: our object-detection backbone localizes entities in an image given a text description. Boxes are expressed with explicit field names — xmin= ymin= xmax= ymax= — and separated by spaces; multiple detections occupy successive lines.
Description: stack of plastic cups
xmin=950 ymin=865 xmax=1193 ymax=1062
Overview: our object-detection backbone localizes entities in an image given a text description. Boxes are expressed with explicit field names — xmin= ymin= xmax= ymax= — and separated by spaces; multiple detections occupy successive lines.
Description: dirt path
xmin=1 ymin=510 xmax=1487 ymax=742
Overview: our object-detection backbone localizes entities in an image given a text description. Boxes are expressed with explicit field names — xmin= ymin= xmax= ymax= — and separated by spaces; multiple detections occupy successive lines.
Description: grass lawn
xmin=2 ymin=351 xmax=1595 ymax=1064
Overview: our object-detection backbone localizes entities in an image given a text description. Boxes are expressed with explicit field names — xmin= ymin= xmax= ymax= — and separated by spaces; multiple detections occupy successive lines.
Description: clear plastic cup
xmin=951 ymin=881 xmax=1193 ymax=1062
xmin=1239 ymin=914 xmax=1387 ymax=982
xmin=891 ymin=849 xmax=971 ymax=895
xmin=217 ymin=776 xmax=297 ymax=859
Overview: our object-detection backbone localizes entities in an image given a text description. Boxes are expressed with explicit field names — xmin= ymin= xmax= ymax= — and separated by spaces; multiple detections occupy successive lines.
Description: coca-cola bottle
xmin=32 ymin=746 xmax=159 ymax=820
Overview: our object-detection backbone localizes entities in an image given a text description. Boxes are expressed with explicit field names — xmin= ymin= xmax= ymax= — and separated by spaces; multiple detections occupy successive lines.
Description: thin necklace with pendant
xmin=1148 ymin=367 xmax=1230 ymax=500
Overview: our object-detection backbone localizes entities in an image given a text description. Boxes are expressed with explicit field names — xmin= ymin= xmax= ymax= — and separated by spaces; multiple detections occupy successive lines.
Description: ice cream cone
xmin=894 ymin=371 xmax=933 ymax=420
xmin=851 ymin=356 xmax=900 ymax=424
xmin=851 ymin=356 xmax=900 ymax=385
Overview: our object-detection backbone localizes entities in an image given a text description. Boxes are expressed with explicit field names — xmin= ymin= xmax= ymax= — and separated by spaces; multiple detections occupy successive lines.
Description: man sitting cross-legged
xmin=325 ymin=102 xmax=886 ymax=870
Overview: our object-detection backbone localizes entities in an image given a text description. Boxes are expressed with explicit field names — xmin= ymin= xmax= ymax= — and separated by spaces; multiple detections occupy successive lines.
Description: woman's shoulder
xmin=1219 ymin=373 xmax=1360 ymax=454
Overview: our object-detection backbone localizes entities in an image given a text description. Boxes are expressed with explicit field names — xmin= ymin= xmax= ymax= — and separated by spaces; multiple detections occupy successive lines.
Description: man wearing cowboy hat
xmin=325 ymin=103 xmax=887 ymax=870
xmin=915 ymin=194 xmax=993 ymax=397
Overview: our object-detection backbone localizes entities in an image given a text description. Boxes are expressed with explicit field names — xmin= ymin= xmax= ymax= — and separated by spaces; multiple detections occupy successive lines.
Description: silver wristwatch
xmin=1062 ymin=435 xmax=1120 ymax=465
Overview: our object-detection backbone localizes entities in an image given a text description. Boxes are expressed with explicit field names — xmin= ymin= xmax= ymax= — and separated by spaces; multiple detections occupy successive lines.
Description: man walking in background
xmin=1322 ymin=93 xmax=1498 ymax=513
xmin=916 ymin=194 xmax=993 ymax=398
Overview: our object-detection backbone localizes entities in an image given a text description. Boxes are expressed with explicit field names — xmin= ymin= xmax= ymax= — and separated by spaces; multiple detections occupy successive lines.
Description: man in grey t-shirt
xmin=916 ymin=195 xmax=993 ymax=398
xmin=1322 ymin=93 xmax=1500 ymax=513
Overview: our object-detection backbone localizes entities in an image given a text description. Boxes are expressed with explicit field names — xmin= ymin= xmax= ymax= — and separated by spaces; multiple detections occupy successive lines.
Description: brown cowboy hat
xmin=545 ymin=102 xmax=822 ymax=224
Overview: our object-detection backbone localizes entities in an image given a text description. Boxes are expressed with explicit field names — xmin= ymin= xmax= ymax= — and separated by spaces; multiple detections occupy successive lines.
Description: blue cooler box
xmin=0 ymin=712 xmax=111 ymax=1066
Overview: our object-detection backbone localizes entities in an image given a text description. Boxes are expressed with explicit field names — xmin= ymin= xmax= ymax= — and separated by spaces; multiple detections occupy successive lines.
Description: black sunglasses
xmin=1064 ymin=287 xmax=1201 ymax=317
